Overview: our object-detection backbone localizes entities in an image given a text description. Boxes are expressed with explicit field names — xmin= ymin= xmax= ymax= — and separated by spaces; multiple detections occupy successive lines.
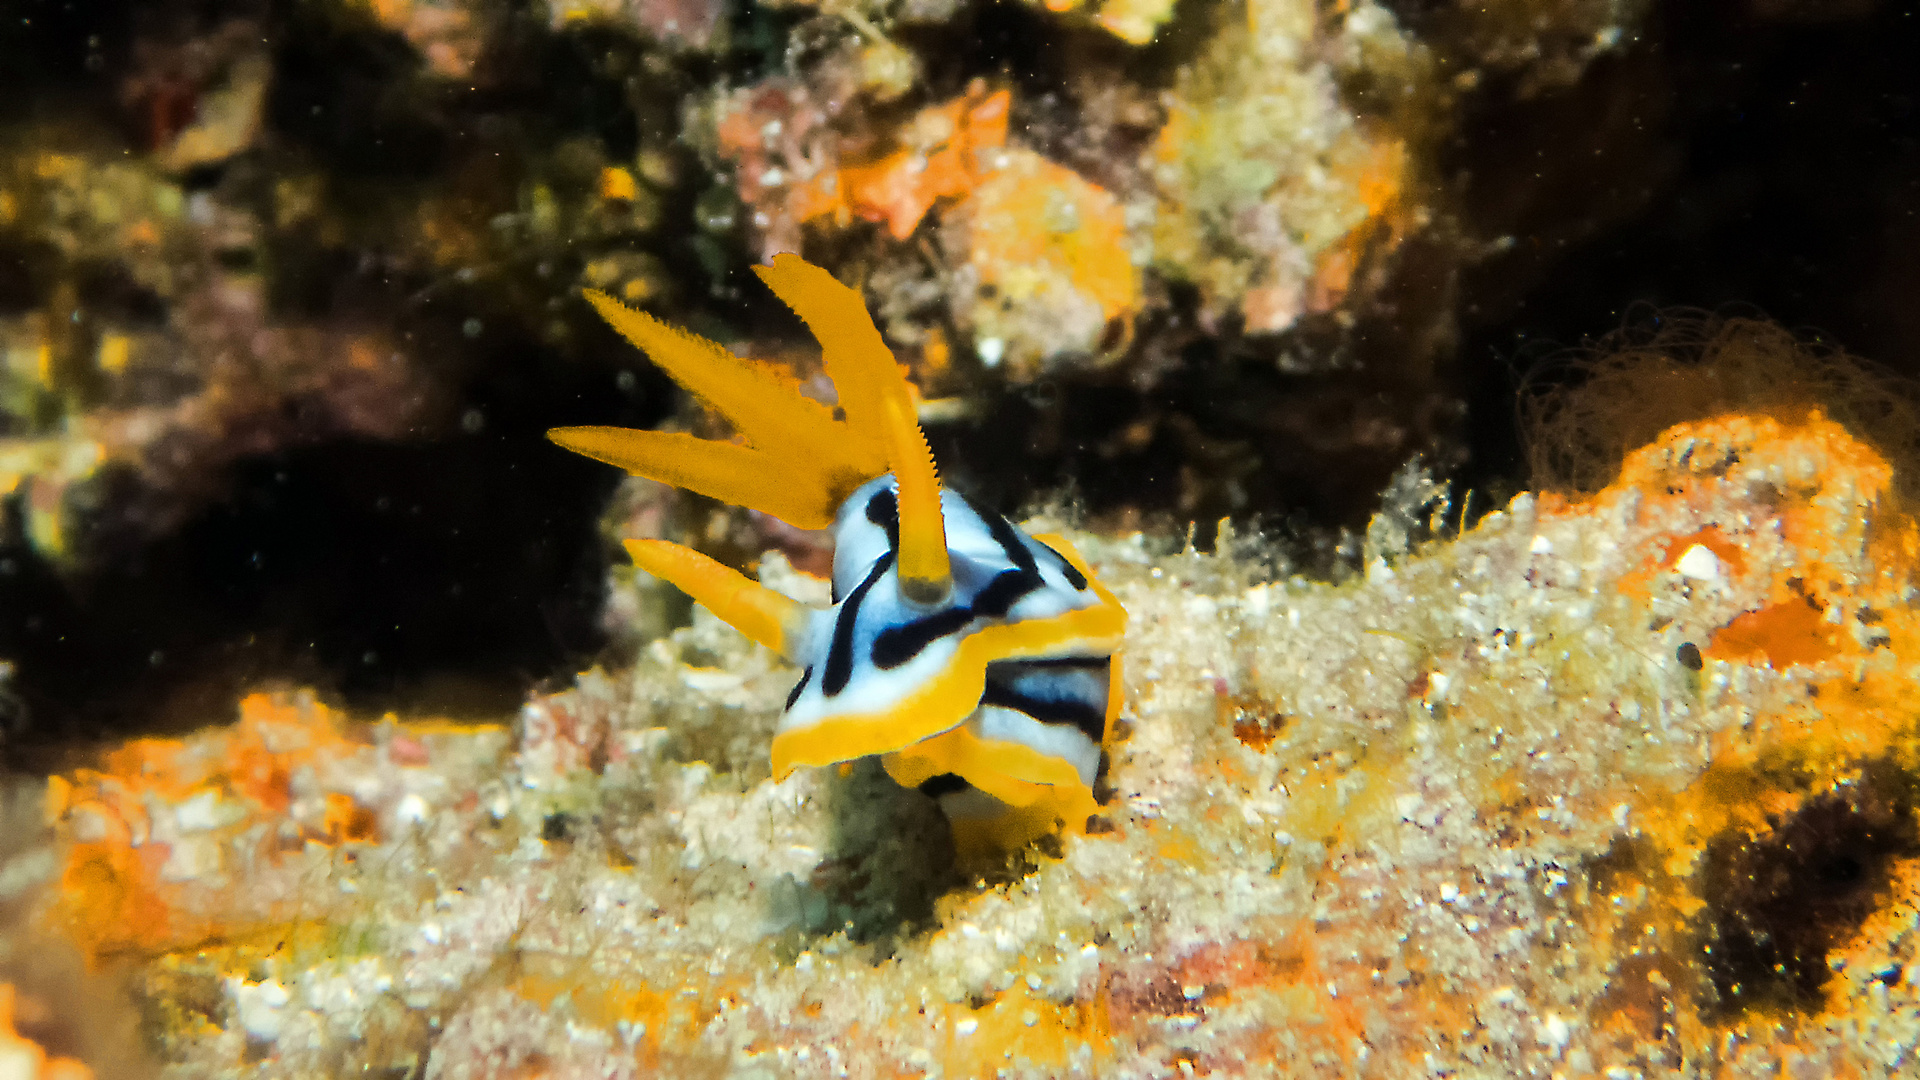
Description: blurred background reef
xmin=0 ymin=0 xmax=1909 ymax=748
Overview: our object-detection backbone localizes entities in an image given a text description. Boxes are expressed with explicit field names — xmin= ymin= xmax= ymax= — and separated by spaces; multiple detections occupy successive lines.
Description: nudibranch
xmin=548 ymin=254 xmax=1127 ymax=854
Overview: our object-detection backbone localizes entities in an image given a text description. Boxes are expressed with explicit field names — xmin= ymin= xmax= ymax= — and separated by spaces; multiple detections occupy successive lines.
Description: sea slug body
xmin=548 ymin=254 xmax=1126 ymax=853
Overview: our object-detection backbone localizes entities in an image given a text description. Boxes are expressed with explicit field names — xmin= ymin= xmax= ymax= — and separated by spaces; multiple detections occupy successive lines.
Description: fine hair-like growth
xmin=1521 ymin=313 xmax=1920 ymax=504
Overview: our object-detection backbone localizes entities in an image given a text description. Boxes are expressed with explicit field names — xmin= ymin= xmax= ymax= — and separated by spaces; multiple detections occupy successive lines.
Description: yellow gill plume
xmin=754 ymin=253 xmax=952 ymax=605
xmin=547 ymin=289 xmax=888 ymax=530
xmin=548 ymin=427 xmax=839 ymax=531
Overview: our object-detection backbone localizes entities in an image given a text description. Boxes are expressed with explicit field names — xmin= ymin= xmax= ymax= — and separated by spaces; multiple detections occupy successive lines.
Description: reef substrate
xmin=15 ymin=406 xmax=1920 ymax=1078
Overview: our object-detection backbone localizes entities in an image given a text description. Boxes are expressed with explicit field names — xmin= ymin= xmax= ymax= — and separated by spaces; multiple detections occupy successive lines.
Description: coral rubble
xmin=16 ymin=404 xmax=1920 ymax=1076
xmin=698 ymin=0 xmax=1654 ymax=382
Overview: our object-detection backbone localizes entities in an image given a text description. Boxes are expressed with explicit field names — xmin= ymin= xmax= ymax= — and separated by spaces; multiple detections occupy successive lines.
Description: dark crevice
xmin=0 ymin=305 xmax=672 ymax=763
xmin=1697 ymin=761 xmax=1920 ymax=1018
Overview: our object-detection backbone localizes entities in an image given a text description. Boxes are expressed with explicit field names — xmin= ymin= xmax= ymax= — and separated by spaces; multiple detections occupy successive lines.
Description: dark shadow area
xmin=0 ymin=296 xmax=677 ymax=764
xmin=769 ymin=759 xmax=959 ymax=954
xmin=1450 ymin=0 xmax=1920 ymax=500
xmin=0 ymin=0 xmax=137 ymax=128
xmin=0 ymin=432 xmax=620 ymax=761
xmin=934 ymin=347 xmax=1454 ymax=549
xmin=268 ymin=5 xmax=450 ymax=180
xmin=1696 ymin=761 xmax=1920 ymax=1018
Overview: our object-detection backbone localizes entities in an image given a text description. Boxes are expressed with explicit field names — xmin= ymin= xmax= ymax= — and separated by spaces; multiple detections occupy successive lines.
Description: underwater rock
xmin=945 ymin=146 xmax=1139 ymax=378
xmin=19 ymin=400 xmax=1920 ymax=1076
xmin=349 ymin=0 xmax=499 ymax=77
xmin=703 ymin=0 xmax=1447 ymax=368
xmin=1418 ymin=0 xmax=1652 ymax=96
xmin=0 ymin=982 xmax=92 ymax=1080
xmin=1029 ymin=0 xmax=1181 ymax=46
xmin=1146 ymin=0 xmax=1432 ymax=338
xmin=714 ymin=82 xmax=1014 ymax=264
xmin=549 ymin=0 xmax=731 ymax=52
